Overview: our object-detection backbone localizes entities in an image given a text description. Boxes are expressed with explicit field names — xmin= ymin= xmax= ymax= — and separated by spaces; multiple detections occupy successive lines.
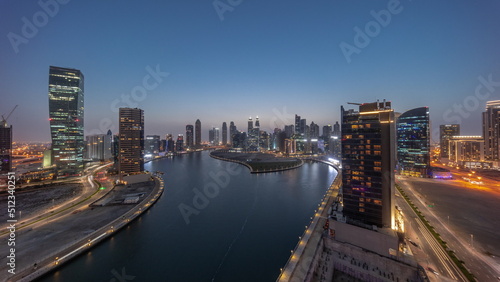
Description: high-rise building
xmin=186 ymin=125 xmax=194 ymax=149
xmin=229 ymin=121 xmax=236 ymax=145
xmin=209 ymin=128 xmax=215 ymax=144
xmin=119 ymin=108 xmax=144 ymax=175
xmin=166 ymin=134 xmax=174 ymax=152
xmin=440 ymin=124 xmax=460 ymax=158
xmin=341 ymin=100 xmax=395 ymax=228
xmin=448 ymin=136 xmax=485 ymax=168
xmin=300 ymin=119 xmax=307 ymax=135
xmin=48 ymin=66 xmax=85 ymax=175
xmin=310 ymin=121 xmax=319 ymax=138
xmin=86 ymin=131 xmax=112 ymax=161
xmin=214 ymin=127 xmax=220 ymax=145
xmin=322 ymin=125 xmax=332 ymax=138
xmin=396 ymin=107 xmax=430 ymax=177
xmin=333 ymin=121 xmax=340 ymax=137
xmin=0 ymin=121 xmax=12 ymax=173
xmin=483 ymin=100 xmax=500 ymax=163
xmin=195 ymin=119 xmax=201 ymax=148
xmin=255 ymin=116 xmax=260 ymax=128
xmin=176 ymin=134 xmax=184 ymax=152
xmin=295 ymin=114 xmax=301 ymax=135
xmin=284 ymin=125 xmax=294 ymax=138
xmin=222 ymin=122 xmax=227 ymax=145
xmin=248 ymin=117 xmax=253 ymax=133
xmin=145 ymin=135 xmax=160 ymax=157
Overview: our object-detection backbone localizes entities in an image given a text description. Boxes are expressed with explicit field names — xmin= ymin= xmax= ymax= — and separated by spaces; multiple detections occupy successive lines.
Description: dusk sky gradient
xmin=1 ymin=0 xmax=500 ymax=142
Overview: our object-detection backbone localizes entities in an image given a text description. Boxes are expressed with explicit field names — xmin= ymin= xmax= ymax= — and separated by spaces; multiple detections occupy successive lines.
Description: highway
xmin=398 ymin=176 xmax=500 ymax=282
xmin=395 ymin=190 xmax=466 ymax=281
xmin=0 ymin=162 xmax=113 ymax=236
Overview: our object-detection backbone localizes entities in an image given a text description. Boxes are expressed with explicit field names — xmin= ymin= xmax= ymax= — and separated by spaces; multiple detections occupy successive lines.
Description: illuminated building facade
xmin=86 ymin=131 xmax=112 ymax=161
xmin=0 ymin=123 xmax=12 ymax=173
xmin=396 ymin=107 xmax=430 ymax=177
xmin=119 ymin=108 xmax=144 ymax=175
xmin=439 ymin=124 xmax=460 ymax=158
xmin=48 ymin=66 xmax=84 ymax=175
xmin=483 ymin=100 xmax=500 ymax=165
xmin=176 ymin=134 xmax=184 ymax=151
xmin=145 ymin=135 xmax=160 ymax=157
xmin=448 ymin=136 xmax=485 ymax=168
xmin=341 ymin=101 xmax=395 ymax=229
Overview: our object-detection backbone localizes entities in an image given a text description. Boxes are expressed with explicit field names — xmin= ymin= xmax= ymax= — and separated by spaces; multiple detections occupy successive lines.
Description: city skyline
xmin=2 ymin=1 xmax=500 ymax=142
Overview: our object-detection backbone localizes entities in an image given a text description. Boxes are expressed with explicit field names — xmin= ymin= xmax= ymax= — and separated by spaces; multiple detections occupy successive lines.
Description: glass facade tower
xmin=48 ymin=66 xmax=84 ymax=175
xmin=396 ymin=107 xmax=430 ymax=177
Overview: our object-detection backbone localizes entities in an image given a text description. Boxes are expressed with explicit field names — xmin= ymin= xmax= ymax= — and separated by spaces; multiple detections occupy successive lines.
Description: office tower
xmin=195 ymin=119 xmax=201 ymax=148
xmin=209 ymin=128 xmax=215 ymax=144
xmin=295 ymin=114 xmax=301 ymax=135
xmin=323 ymin=125 xmax=332 ymax=138
xmin=48 ymin=66 xmax=84 ymax=175
xmin=119 ymin=108 xmax=144 ymax=175
xmin=439 ymin=124 xmax=460 ymax=158
xmin=0 ymin=122 xmax=12 ymax=173
xmin=333 ymin=121 xmax=340 ymax=137
xmin=222 ymin=122 xmax=227 ymax=145
xmin=145 ymin=135 xmax=160 ymax=157
xmin=330 ymin=136 xmax=341 ymax=160
xmin=284 ymin=125 xmax=294 ymax=138
xmin=448 ymin=136 xmax=484 ymax=168
xmin=112 ymin=134 xmax=119 ymax=164
xmin=300 ymin=119 xmax=307 ymax=135
xmin=166 ymin=134 xmax=174 ymax=152
xmin=176 ymin=134 xmax=184 ymax=152
xmin=186 ymin=125 xmax=194 ymax=149
xmin=86 ymin=132 xmax=112 ymax=161
xmin=396 ymin=107 xmax=430 ymax=177
xmin=248 ymin=117 xmax=253 ymax=133
xmin=341 ymin=100 xmax=395 ymax=228
xmin=255 ymin=116 xmax=260 ymax=128
xmin=310 ymin=121 xmax=319 ymax=138
xmin=214 ymin=127 xmax=220 ymax=145
xmin=483 ymin=100 xmax=500 ymax=163
xmin=229 ymin=121 xmax=236 ymax=145
xmin=159 ymin=139 xmax=166 ymax=152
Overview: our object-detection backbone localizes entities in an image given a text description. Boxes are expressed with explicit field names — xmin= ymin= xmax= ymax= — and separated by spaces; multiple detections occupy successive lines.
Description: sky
xmin=1 ymin=0 xmax=500 ymax=142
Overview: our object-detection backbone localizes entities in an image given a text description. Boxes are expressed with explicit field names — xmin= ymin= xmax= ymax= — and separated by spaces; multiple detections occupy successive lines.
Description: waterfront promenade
xmin=277 ymin=159 xmax=341 ymax=281
xmin=210 ymin=150 xmax=304 ymax=173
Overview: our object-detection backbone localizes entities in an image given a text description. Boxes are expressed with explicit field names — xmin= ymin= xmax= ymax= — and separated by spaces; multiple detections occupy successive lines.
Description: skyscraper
xmin=48 ymin=66 xmax=84 ymax=175
xmin=295 ymin=114 xmax=301 ymax=135
xmin=248 ymin=117 xmax=253 ymax=133
xmin=440 ymin=124 xmax=460 ymax=158
xmin=396 ymin=107 xmax=430 ymax=177
xmin=483 ymin=100 xmax=500 ymax=163
xmin=322 ymin=125 xmax=332 ymax=138
xmin=86 ymin=132 xmax=112 ymax=161
xmin=255 ymin=116 xmax=260 ymax=128
xmin=176 ymin=134 xmax=184 ymax=152
xmin=186 ymin=124 xmax=194 ymax=149
xmin=195 ymin=119 xmax=201 ymax=148
xmin=341 ymin=100 xmax=395 ymax=228
xmin=145 ymin=135 xmax=160 ymax=157
xmin=222 ymin=122 xmax=227 ymax=145
xmin=333 ymin=121 xmax=340 ymax=137
xmin=214 ymin=127 xmax=220 ymax=145
xmin=119 ymin=108 xmax=144 ymax=175
xmin=229 ymin=121 xmax=236 ymax=145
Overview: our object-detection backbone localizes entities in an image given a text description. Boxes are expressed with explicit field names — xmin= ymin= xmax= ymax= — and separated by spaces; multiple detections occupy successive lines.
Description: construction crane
xmin=1 ymin=105 xmax=18 ymax=127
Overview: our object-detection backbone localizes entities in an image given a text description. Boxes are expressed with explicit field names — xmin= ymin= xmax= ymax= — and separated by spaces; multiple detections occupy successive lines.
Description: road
xmin=0 ymin=162 xmax=113 ymax=235
xmin=398 ymin=176 xmax=500 ymax=282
